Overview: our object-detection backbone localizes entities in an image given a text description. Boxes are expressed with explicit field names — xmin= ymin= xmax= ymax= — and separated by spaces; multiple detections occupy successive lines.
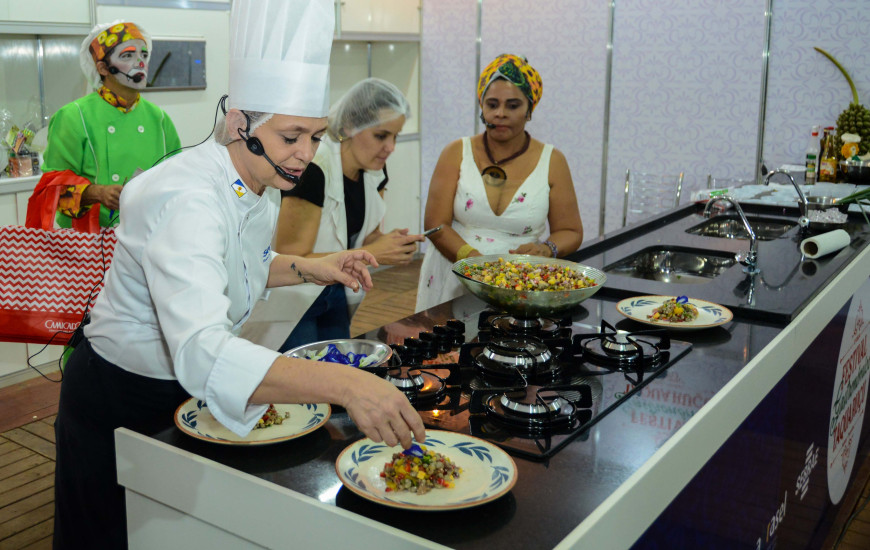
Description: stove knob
xmin=432 ymin=325 xmax=453 ymax=353
xmin=390 ymin=344 xmax=409 ymax=366
xmin=417 ymin=331 xmax=438 ymax=359
xmin=446 ymin=319 xmax=466 ymax=347
xmin=403 ymin=338 xmax=423 ymax=365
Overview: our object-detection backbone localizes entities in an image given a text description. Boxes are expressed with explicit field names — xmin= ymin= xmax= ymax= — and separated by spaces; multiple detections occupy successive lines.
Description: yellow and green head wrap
xmin=476 ymin=54 xmax=543 ymax=113
xmin=89 ymin=22 xmax=147 ymax=64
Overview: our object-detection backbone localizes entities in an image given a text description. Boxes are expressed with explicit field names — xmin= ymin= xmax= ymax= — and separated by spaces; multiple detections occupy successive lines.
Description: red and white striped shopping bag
xmin=0 ymin=225 xmax=117 ymax=344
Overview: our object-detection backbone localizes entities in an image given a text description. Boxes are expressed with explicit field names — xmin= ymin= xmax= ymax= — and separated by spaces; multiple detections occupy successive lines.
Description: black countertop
xmin=151 ymin=295 xmax=783 ymax=549
xmin=565 ymin=202 xmax=870 ymax=323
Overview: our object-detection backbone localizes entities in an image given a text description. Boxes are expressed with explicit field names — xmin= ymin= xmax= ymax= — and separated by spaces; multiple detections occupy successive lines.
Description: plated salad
xmin=647 ymin=296 xmax=699 ymax=323
xmin=381 ymin=444 xmax=462 ymax=495
xmin=254 ymin=404 xmax=290 ymax=429
xmin=461 ymin=257 xmax=596 ymax=292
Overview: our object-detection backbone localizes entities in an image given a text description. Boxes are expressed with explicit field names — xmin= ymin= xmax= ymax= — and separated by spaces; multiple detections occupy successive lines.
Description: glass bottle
xmin=820 ymin=126 xmax=830 ymax=156
xmin=805 ymin=125 xmax=820 ymax=185
xmin=819 ymin=126 xmax=838 ymax=183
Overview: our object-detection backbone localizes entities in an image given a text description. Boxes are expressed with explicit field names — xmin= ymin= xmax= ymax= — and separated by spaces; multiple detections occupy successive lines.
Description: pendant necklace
xmin=481 ymin=131 xmax=531 ymax=186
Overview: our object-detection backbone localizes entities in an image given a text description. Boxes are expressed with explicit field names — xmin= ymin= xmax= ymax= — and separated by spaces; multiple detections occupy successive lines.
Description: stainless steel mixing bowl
xmin=840 ymin=159 xmax=870 ymax=185
xmin=452 ymin=254 xmax=606 ymax=318
xmin=283 ymin=339 xmax=392 ymax=367
xmin=805 ymin=195 xmax=850 ymax=231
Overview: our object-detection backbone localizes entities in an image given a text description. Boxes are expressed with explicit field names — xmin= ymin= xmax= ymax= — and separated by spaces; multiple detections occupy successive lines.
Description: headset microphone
xmin=479 ymin=113 xmax=496 ymax=129
xmin=239 ymin=129 xmax=301 ymax=184
xmin=108 ymin=65 xmax=145 ymax=83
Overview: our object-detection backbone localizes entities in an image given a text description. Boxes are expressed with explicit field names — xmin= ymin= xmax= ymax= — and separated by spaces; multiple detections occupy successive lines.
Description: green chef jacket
xmin=41 ymin=92 xmax=181 ymax=228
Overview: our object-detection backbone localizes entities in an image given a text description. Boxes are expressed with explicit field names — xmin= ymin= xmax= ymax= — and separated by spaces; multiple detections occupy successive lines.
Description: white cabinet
xmin=338 ymin=0 xmax=420 ymax=35
xmin=381 ymin=140 xmax=421 ymax=234
xmin=0 ymin=193 xmax=17 ymax=226
xmin=0 ymin=0 xmax=91 ymax=25
xmin=331 ymin=3 xmax=422 ymax=240
xmin=0 ymin=193 xmax=29 ymax=379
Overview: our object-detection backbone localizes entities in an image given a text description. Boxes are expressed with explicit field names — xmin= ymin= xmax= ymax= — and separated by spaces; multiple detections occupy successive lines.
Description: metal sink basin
xmin=686 ymin=214 xmax=796 ymax=241
xmin=604 ymin=246 xmax=736 ymax=284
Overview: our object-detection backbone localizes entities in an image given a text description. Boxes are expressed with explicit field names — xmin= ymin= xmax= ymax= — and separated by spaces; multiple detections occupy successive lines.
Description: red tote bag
xmin=0 ymin=225 xmax=117 ymax=345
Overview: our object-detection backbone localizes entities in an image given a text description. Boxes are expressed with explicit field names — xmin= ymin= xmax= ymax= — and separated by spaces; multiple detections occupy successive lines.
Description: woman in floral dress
xmin=415 ymin=54 xmax=583 ymax=312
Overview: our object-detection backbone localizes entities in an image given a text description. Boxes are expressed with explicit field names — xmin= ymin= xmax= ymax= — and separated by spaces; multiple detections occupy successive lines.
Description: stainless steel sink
xmin=686 ymin=214 xmax=796 ymax=241
xmin=604 ymin=246 xmax=736 ymax=284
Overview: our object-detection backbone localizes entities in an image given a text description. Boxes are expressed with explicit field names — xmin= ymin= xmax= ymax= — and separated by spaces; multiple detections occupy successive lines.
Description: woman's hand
xmin=254 ymin=357 xmax=425 ymax=450
xmin=364 ymin=228 xmax=424 ymax=265
xmin=509 ymin=242 xmax=553 ymax=257
xmin=81 ymin=184 xmax=123 ymax=210
xmin=296 ymin=250 xmax=378 ymax=292
xmin=341 ymin=370 xmax=426 ymax=449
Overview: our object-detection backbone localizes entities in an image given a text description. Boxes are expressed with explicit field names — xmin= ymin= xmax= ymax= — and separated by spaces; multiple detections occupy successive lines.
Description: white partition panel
xmin=420 ymin=0 xmax=478 ymax=233
xmin=763 ymin=2 xmax=870 ymax=170
xmin=604 ymin=1 xmax=764 ymax=233
xmin=479 ymin=0 xmax=610 ymax=240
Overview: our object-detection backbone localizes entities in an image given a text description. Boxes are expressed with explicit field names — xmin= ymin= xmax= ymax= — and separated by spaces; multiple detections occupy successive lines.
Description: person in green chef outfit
xmin=26 ymin=20 xmax=180 ymax=366
xmin=36 ymin=20 xmax=180 ymax=230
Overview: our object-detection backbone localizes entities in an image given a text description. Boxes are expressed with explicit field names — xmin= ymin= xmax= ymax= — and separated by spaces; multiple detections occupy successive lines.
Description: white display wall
xmin=764 ymin=1 xmax=870 ymax=169
xmin=421 ymin=0 xmax=870 ymax=236
xmin=606 ymin=0 xmax=764 ymax=234
xmin=421 ymin=0 xmax=609 ymax=235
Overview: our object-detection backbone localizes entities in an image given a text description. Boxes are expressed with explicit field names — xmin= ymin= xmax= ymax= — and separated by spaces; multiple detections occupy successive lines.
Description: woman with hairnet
xmin=27 ymin=20 xmax=180 ymax=231
xmin=52 ymin=4 xmax=425 ymax=548
xmin=415 ymin=54 xmax=583 ymax=312
xmin=265 ymin=78 xmax=423 ymax=352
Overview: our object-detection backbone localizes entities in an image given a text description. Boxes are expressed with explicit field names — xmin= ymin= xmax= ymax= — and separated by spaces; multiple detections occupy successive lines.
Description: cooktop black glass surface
xmin=375 ymin=311 xmax=692 ymax=460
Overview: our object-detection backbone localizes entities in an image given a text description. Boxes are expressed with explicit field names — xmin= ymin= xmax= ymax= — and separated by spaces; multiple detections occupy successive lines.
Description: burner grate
xmin=385 ymin=312 xmax=691 ymax=460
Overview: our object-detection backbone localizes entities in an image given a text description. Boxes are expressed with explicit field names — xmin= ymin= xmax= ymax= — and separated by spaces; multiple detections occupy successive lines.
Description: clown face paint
xmin=107 ymin=39 xmax=149 ymax=90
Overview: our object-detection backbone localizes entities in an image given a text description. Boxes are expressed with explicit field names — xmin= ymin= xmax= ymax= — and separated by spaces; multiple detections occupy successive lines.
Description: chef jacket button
xmin=138 ymin=125 xmax=145 ymax=133
xmin=112 ymin=174 xmax=120 ymax=182
xmin=108 ymin=126 xmax=116 ymax=134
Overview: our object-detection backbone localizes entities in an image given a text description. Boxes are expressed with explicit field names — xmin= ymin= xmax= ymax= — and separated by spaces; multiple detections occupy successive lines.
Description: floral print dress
xmin=415 ymin=137 xmax=553 ymax=312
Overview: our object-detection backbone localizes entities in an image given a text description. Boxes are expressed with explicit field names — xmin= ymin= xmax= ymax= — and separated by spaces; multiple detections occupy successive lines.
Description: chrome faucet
xmin=704 ymin=195 xmax=759 ymax=274
xmin=763 ymin=169 xmax=808 ymax=219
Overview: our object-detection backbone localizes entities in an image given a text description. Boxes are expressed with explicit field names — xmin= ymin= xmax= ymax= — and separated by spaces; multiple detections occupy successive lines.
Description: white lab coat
xmin=86 ymin=139 xmax=282 ymax=436
xmin=241 ymin=136 xmax=385 ymax=349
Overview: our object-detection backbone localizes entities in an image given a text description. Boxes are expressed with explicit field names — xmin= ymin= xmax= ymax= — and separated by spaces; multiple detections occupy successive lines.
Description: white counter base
xmin=116 ymin=430 xmax=449 ymax=550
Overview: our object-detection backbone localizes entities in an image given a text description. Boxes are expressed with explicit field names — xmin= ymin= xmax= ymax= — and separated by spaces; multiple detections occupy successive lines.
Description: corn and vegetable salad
xmin=648 ymin=297 xmax=699 ymax=323
xmin=381 ymin=447 xmax=462 ymax=495
xmin=461 ymin=257 xmax=596 ymax=292
xmin=253 ymin=404 xmax=290 ymax=429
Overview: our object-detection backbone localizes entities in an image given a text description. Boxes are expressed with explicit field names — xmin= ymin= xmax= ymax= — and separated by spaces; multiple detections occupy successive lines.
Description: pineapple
xmin=815 ymin=47 xmax=870 ymax=158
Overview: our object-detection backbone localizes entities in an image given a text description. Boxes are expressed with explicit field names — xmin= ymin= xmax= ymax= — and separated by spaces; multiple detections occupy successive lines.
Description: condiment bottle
xmin=805 ymin=125 xmax=820 ymax=185
xmin=819 ymin=126 xmax=838 ymax=182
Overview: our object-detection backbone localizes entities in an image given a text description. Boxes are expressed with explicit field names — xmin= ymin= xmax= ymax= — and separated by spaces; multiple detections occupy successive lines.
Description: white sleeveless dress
xmin=415 ymin=137 xmax=553 ymax=312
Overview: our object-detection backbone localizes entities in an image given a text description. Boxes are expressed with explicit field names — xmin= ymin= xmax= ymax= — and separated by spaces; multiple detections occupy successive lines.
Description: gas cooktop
xmin=372 ymin=310 xmax=692 ymax=460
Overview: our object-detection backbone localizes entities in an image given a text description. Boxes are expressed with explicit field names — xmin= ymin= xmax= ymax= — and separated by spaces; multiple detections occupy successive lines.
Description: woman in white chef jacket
xmin=246 ymin=78 xmax=423 ymax=352
xmin=51 ymin=2 xmax=425 ymax=549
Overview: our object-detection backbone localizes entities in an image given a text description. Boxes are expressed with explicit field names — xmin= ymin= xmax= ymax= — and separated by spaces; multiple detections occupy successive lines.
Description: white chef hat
xmin=79 ymin=20 xmax=152 ymax=90
xmin=228 ymin=0 xmax=333 ymax=118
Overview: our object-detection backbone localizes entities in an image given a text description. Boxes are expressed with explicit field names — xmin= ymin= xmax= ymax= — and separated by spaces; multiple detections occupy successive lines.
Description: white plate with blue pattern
xmin=335 ymin=430 xmax=517 ymax=510
xmin=174 ymin=398 xmax=331 ymax=445
xmin=616 ymin=295 xmax=733 ymax=330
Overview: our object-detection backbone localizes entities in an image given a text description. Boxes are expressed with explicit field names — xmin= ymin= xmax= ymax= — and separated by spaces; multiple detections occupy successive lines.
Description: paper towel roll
xmin=800 ymin=229 xmax=851 ymax=259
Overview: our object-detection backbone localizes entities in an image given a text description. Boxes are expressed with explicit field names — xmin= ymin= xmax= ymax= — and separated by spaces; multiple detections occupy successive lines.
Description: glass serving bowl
xmin=452 ymin=254 xmax=606 ymax=318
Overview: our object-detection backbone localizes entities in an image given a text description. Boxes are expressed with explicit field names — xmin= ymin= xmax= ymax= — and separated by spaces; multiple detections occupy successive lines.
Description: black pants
xmin=53 ymin=339 xmax=189 ymax=549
